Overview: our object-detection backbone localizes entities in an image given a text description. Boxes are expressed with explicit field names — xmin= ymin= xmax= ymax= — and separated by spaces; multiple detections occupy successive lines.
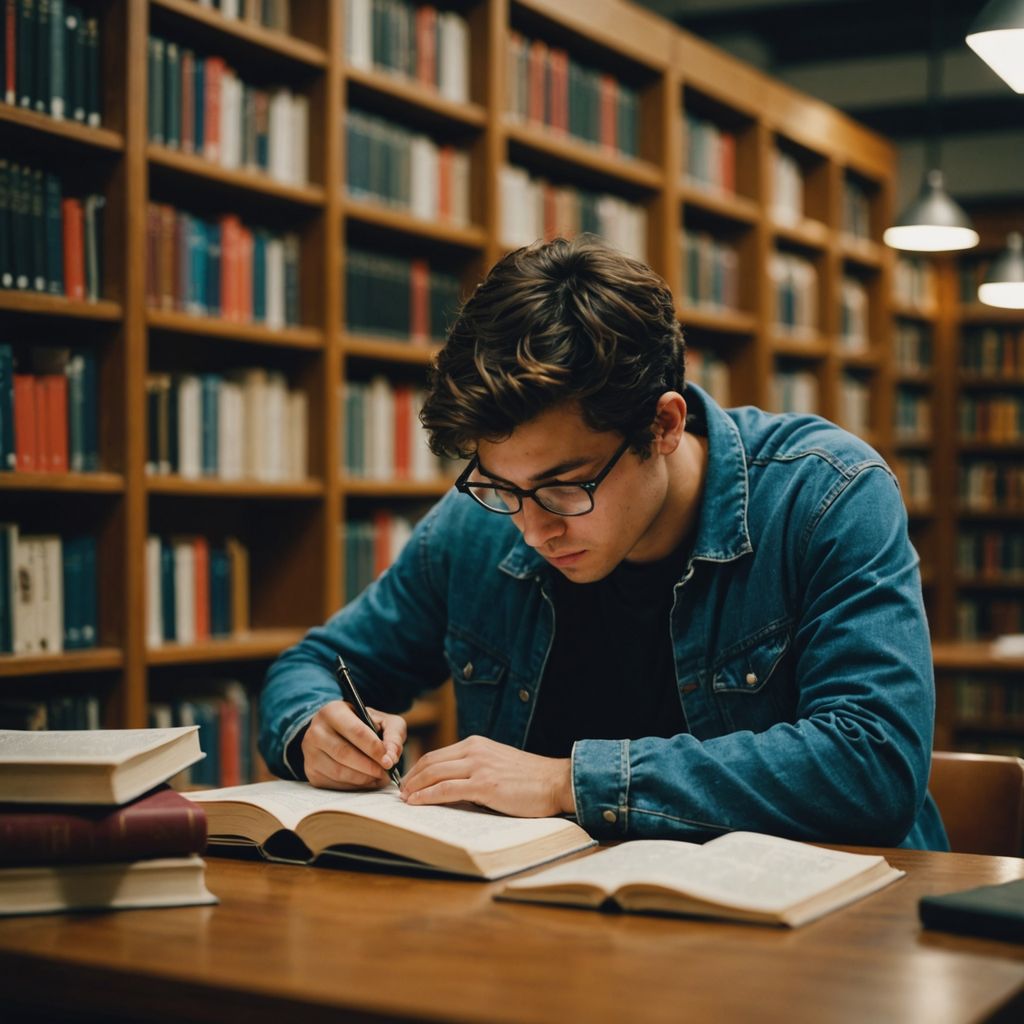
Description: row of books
xmin=680 ymin=230 xmax=740 ymax=313
xmin=144 ymin=203 xmax=302 ymax=326
xmin=345 ymin=248 xmax=461 ymax=344
xmin=771 ymin=148 xmax=804 ymax=227
xmin=685 ymin=350 xmax=730 ymax=408
xmin=345 ymin=0 xmax=470 ymax=104
xmin=342 ymin=376 xmax=445 ymax=481
xmin=894 ymin=322 xmax=933 ymax=373
xmin=892 ymin=454 xmax=932 ymax=505
xmin=838 ymin=374 xmax=871 ymax=435
xmin=342 ymin=510 xmax=416 ymax=602
xmin=1 ymin=1 xmax=100 ymax=125
xmin=770 ymin=251 xmax=818 ymax=339
xmin=0 ymin=345 xmax=98 ymax=473
xmin=839 ymin=277 xmax=869 ymax=352
xmin=893 ymin=257 xmax=938 ymax=312
xmin=771 ymin=370 xmax=818 ymax=415
xmin=0 ymin=694 xmax=99 ymax=730
xmin=894 ymin=388 xmax=931 ymax=441
xmin=346 ymin=110 xmax=470 ymax=229
xmin=954 ymin=676 xmax=1024 ymax=724
xmin=145 ymin=535 xmax=249 ymax=647
xmin=959 ymin=459 xmax=1024 ymax=510
xmin=149 ymin=681 xmax=258 ymax=788
xmin=0 ymin=528 xmax=97 ymax=654
xmin=506 ymin=32 xmax=640 ymax=159
xmin=683 ymin=113 xmax=736 ymax=194
xmin=499 ymin=165 xmax=647 ymax=261
xmin=955 ymin=599 xmax=1024 ymax=642
xmin=198 ymin=0 xmax=291 ymax=32
xmin=957 ymin=529 xmax=1024 ymax=580
xmin=0 ymin=161 xmax=104 ymax=300
xmin=958 ymin=395 xmax=1024 ymax=442
xmin=145 ymin=370 xmax=308 ymax=483
xmin=842 ymin=179 xmax=871 ymax=240
xmin=960 ymin=327 xmax=1024 ymax=376
xmin=147 ymin=36 xmax=310 ymax=186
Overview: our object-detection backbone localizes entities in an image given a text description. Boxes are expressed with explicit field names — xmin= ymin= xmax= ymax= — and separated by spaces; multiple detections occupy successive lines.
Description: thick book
xmin=0 ymin=854 xmax=216 ymax=916
xmin=0 ymin=726 xmax=204 ymax=804
xmin=920 ymin=878 xmax=1024 ymax=942
xmin=0 ymin=785 xmax=207 ymax=864
xmin=186 ymin=779 xmax=596 ymax=880
xmin=496 ymin=832 xmax=905 ymax=928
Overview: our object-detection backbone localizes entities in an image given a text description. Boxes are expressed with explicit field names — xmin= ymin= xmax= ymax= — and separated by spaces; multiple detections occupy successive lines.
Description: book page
xmin=0 ymin=727 xmax=198 ymax=766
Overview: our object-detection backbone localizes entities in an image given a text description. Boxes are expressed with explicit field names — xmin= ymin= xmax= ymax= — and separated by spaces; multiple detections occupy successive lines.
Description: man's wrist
xmin=557 ymin=757 xmax=576 ymax=815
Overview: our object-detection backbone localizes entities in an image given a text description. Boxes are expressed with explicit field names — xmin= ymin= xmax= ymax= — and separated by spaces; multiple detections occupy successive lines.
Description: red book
xmin=204 ymin=57 xmax=225 ymax=162
xmin=409 ymin=259 xmax=429 ymax=346
xmin=0 ymin=787 xmax=207 ymax=866
xmin=549 ymin=49 xmax=569 ymax=133
xmin=4 ymin=0 xmax=15 ymax=103
xmin=219 ymin=698 xmax=241 ymax=787
xmin=599 ymin=74 xmax=617 ymax=151
xmin=181 ymin=49 xmax=195 ymax=154
xmin=438 ymin=146 xmax=453 ymax=221
xmin=393 ymin=384 xmax=411 ymax=480
xmin=372 ymin=509 xmax=392 ymax=578
xmin=43 ymin=375 xmax=69 ymax=473
xmin=61 ymin=198 xmax=86 ymax=301
xmin=416 ymin=6 xmax=437 ymax=86
xmin=12 ymin=374 xmax=38 ymax=472
xmin=220 ymin=215 xmax=240 ymax=321
xmin=193 ymin=536 xmax=210 ymax=642
xmin=527 ymin=39 xmax=548 ymax=124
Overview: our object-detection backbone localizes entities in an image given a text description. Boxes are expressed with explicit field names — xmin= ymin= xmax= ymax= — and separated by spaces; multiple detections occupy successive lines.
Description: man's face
xmin=473 ymin=403 xmax=674 ymax=583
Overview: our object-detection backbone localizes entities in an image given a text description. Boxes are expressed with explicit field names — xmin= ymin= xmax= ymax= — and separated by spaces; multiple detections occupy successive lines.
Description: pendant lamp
xmin=978 ymin=232 xmax=1024 ymax=308
xmin=966 ymin=0 xmax=1024 ymax=93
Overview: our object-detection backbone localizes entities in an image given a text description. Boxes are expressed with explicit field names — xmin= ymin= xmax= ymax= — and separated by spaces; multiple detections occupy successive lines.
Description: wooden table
xmin=2 ymin=848 xmax=1024 ymax=1024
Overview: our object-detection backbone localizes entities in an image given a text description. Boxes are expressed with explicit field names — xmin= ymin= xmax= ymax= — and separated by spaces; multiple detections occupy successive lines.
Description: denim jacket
xmin=260 ymin=385 xmax=949 ymax=851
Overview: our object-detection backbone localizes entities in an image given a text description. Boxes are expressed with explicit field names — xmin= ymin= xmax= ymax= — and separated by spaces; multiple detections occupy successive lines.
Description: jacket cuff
xmin=571 ymin=738 xmax=631 ymax=836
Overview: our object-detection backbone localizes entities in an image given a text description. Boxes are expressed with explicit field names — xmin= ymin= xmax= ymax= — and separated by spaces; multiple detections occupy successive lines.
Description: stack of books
xmin=0 ymin=726 xmax=217 ymax=916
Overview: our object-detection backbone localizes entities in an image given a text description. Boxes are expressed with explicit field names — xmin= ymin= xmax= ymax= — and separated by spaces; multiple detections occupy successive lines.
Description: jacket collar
xmin=496 ymin=383 xmax=751 ymax=581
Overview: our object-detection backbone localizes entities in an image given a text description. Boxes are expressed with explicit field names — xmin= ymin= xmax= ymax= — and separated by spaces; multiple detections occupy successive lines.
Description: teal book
xmin=61 ymin=533 xmax=83 ymax=649
xmin=79 ymin=533 xmax=96 ymax=648
xmin=0 ymin=160 xmax=11 ymax=289
xmin=83 ymin=11 xmax=97 ymax=125
xmin=148 ymin=35 xmax=164 ymax=144
xmin=29 ymin=168 xmax=45 ymax=292
xmin=252 ymin=230 xmax=266 ymax=322
xmin=83 ymin=192 xmax=103 ymax=298
xmin=44 ymin=172 xmax=63 ymax=293
xmin=34 ymin=0 xmax=48 ymax=113
xmin=67 ymin=3 xmax=84 ymax=122
xmin=11 ymin=164 xmax=30 ymax=289
xmin=17 ymin=0 xmax=34 ymax=109
xmin=160 ymin=539 xmax=176 ymax=642
xmin=0 ymin=344 xmax=13 ymax=471
xmin=920 ymin=879 xmax=1024 ymax=943
xmin=193 ymin=56 xmax=204 ymax=154
xmin=209 ymin=545 xmax=230 ymax=638
xmin=48 ymin=0 xmax=63 ymax=118
xmin=79 ymin=346 xmax=98 ymax=470
xmin=165 ymin=39 xmax=180 ymax=148
xmin=199 ymin=373 xmax=218 ymax=476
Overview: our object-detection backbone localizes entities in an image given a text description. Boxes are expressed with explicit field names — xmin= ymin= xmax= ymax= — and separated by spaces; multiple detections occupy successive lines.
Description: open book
xmin=185 ymin=780 xmax=596 ymax=880
xmin=497 ymin=832 xmax=905 ymax=927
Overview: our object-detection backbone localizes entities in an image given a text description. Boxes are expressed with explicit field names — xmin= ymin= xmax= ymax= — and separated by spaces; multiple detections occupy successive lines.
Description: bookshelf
xmin=1 ymin=0 xmax=901 ymax=782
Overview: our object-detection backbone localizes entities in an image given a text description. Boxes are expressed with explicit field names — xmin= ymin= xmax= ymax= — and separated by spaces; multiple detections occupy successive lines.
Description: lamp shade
xmin=966 ymin=0 xmax=1024 ymax=93
xmin=979 ymin=231 xmax=1024 ymax=308
xmin=883 ymin=170 xmax=980 ymax=252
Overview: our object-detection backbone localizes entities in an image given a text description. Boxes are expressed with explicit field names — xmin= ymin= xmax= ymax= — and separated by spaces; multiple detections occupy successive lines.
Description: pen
xmin=335 ymin=656 xmax=402 ymax=788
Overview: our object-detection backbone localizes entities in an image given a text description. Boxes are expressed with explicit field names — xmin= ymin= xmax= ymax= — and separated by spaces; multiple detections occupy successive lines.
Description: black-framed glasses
xmin=455 ymin=437 xmax=632 ymax=516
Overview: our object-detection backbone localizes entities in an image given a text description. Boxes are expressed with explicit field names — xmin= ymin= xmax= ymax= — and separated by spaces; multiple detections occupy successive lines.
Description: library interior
xmin=2 ymin=0 xmax=1024 ymax=1021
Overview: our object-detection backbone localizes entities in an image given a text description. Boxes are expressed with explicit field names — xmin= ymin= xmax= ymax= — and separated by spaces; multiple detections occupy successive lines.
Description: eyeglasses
xmin=455 ymin=437 xmax=632 ymax=516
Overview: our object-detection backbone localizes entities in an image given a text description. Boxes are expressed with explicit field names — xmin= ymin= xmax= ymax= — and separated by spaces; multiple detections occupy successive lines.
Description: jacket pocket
xmin=711 ymin=625 xmax=794 ymax=733
xmin=444 ymin=631 xmax=508 ymax=738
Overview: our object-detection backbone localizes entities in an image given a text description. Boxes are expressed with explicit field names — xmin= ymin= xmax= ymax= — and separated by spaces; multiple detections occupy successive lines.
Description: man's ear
xmin=652 ymin=392 xmax=687 ymax=454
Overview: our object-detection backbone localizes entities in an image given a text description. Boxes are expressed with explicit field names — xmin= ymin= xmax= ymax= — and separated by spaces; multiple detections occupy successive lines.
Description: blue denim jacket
xmin=260 ymin=385 xmax=949 ymax=850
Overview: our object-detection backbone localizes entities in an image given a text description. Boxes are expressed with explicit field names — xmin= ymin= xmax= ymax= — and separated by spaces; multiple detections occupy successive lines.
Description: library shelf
xmin=505 ymin=122 xmax=663 ymax=190
xmin=146 ymin=310 xmax=324 ymax=349
xmin=905 ymin=503 xmax=935 ymax=519
xmin=892 ymin=303 xmax=939 ymax=322
xmin=955 ymin=577 xmax=1024 ymax=591
xmin=678 ymin=306 xmax=757 ymax=335
xmin=0 ymin=648 xmax=124 ymax=678
xmin=342 ymin=201 xmax=488 ymax=250
xmin=147 ymin=146 xmax=327 ymax=207
xmin=146 ymin=629 xmax=306 ymax=666
xmin=342 ymin=335 xmax=441 ymax=366
xmin=957 ymin=373 xmax=1024 ymax=389
xmin=839 ymin=235 xmax=884 ymax=269
xmin=342 ymin=478 xmax=455 ymax=499
xmin=344 ymin=67 xmax=488 ymax=130
xmin=770 ymin=336 xmax=831 ymax=359
xmin=150 ymin=0 xmax=328 ymax=68
xmin=0 ymin=293 xmax=122 ymax=321
xmin=958 ymin=507 xmax=1024 ymax=520
xmin=933 ymin=642 xmax=1024 ymax=672
xmin=146 ymin=477 xmax=324 ymax=499
xmin=953 ymin=718 xmax=1024 ymax=736
xmin=0 ymin=473 xmax=125 ymax=494
xmin=894 ymin=369 xmax=934 ymax=385
xmin=838 ymin=350 xmax=881 ymax=370
xmin=959 ymin=304 xmax=1024 ymax=326
xmin=0 ymin=106 xmax=124 ymax=152
xmin=771 ymin=218 xmax=831 ymax=252
xmin=679 ymin=182 xmax=760 ymax=225
xmin=957 ymin=440 xmax=1024 ymax=455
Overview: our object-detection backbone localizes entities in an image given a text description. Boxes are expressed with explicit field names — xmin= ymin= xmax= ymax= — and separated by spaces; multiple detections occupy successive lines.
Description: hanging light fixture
xmin=966 ymin=0 xmax=1024 ymax=93
xmin=978 ymin=232 xmax=1024 ymax=308
xmin=884 ymin=0 xmax=979 ymax=252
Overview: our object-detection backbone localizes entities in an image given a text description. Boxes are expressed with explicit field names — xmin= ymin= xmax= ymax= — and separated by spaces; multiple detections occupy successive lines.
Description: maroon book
xmin=0 ymin=787 xmax=207 ymax=866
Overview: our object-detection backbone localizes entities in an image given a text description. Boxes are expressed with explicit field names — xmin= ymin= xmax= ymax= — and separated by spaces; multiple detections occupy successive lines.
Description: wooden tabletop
xmin=2 ymin=848 xmax=1024 ymax=1024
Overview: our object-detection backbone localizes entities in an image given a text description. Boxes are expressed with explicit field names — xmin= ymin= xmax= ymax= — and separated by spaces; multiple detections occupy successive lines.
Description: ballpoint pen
xmin=335 ymin=655 xmax=402 ymax=787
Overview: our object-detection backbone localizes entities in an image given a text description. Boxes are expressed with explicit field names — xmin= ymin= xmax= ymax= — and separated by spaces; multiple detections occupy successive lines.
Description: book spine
xmin=0 ymin=344 xmax=14 ymax=471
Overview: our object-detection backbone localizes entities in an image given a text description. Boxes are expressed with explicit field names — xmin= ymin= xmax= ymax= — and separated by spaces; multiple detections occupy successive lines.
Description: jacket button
xmin=602 ymin=810 xmax=618 ymax=824
xmin=463 ymin=662 xmax=473 ymax=680
xmin=745 ymin=672 xmax=758 ymax=686
xmin=518 ymin=688 xmax=530 ymax=702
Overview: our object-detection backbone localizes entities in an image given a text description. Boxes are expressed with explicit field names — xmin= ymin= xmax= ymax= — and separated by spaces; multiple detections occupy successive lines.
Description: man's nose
xmin=516 ymin=498 xmax=565 ymax=548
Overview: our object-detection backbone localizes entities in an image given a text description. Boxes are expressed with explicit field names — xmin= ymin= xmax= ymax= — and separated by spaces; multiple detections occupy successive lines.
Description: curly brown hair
xmin=420 ymin=236 xmax=686 ymax=460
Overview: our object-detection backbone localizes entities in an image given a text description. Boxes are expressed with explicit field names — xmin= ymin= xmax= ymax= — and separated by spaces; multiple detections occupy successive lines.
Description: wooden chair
xmin=929 ymin=751 xmax=1024 ymax=857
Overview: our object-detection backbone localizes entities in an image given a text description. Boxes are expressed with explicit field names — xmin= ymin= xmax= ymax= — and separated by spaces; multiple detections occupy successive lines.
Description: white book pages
xmin=177 ymin=375 xmax=202 ymax=479
xmin=265 ymin=238 xmax=285 ymax=330
xmin=409 ymin=135 xmax=435 ymax=220
xmin=346 ymin=0 xmax=373 ymax=71
xmin=13 ymin=539 xmax=39 ymax=654
xmin=292 ymin=93 xmax=309 ymax=184
xmin=36 ymin=536 xmax=63 ymax=654
xmin=172 ymin=538 xmax=196 ymax=645
xmin=240 ymin=368 xmax=268 ymax=479
xmin=263 ymin=372 xmax=288 ymax=481
xmin=368 ymin=375 xmax=394 ymax=480
xmin=287 ymin=388 xmax=308 ymax=480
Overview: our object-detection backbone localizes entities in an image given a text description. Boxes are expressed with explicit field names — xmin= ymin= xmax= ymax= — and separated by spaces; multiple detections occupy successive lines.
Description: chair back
xmin=929 ymin=751 xmax=1024 ymax=857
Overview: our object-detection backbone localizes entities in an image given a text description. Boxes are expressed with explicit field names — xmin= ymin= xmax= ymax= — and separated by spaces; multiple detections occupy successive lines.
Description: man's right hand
xmin=301 ymin=700 xmax=407 ymax=790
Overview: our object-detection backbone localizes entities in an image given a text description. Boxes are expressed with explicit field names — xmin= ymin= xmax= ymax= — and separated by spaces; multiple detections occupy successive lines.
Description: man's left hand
xmin=399 ymin=736 xmax=576 ymax=818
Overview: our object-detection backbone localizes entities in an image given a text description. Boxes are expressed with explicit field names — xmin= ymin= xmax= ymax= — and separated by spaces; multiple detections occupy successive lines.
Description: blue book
xmin=209 ymin=545 xmax=231 ymax=637
xmin=160 ymin=538 xmax=176 ymax=642
xmin=200 ymin=373 xmax=219 ymax=476
xmin=206 ymin=222 xmax=221 ymax=317
xmin=79 ymin=534 xmax=97 ymax=648
xmin=44 ymin=174 xmax=63 ymax=294
xmin=62 ymin=535 xmax=84 ymax=650
xmin=252 ymin=230 xmax=267 ymax=323
xmin=189 ymin=216 xmax=205 ymax=315
xmin=192 ymin=699 xmax=220 ymax=787
xmin=79 ymin=348 xmax=98 ymax=471
xmin=0 ymin=344 xmax=14 ymax=471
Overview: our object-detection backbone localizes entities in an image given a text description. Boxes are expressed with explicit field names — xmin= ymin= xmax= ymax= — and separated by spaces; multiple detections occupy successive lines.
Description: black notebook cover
xmin=920 ymin=878 xmax=1024 ymax=942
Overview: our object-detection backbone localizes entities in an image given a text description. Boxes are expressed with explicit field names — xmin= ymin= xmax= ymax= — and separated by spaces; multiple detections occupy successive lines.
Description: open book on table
xmin=496 ymin=831 xmax=905 ymax=927
xmin=185 ymin=780 xmax=595 ymax=880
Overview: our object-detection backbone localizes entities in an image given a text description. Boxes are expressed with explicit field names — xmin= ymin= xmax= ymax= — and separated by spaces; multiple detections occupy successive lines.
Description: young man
xmin=260 ymin=236 xmax=948 ymax=850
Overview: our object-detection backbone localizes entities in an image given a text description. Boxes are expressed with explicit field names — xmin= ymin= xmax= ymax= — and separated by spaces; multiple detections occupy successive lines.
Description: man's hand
xmin=399 ymin=736 xmax=575 ymax=818
xmin=302 ymin=699 xmax=407 ymax=790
